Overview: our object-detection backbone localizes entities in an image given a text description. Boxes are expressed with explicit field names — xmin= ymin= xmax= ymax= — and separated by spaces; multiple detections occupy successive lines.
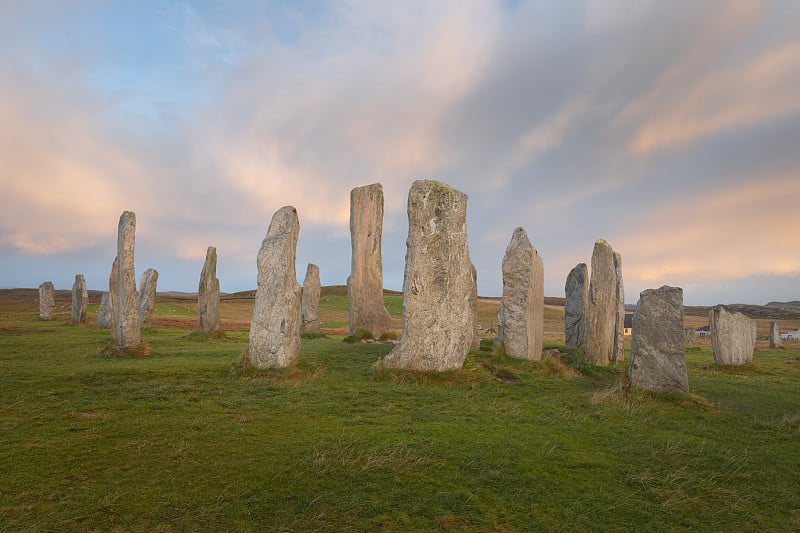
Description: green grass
xmin=1 ymin=313 xmax=799 ymax=531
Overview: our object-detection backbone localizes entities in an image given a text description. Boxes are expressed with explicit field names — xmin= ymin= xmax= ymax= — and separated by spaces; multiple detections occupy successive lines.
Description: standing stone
xmin=564 ymin=263 xmax=588 ymax=347
xmin=383 ymin=180 xmax=475 ymax=371
xmin=347 ymin=183 xmax=391 ymax=337
xmin=247 ymin=206 xmax=302 ymax=368
xmin=108 ymin=257 xmax=119 ymax=341
xmin=113 ymin=211 xmax=140 ymax=348
xmin=769 ymin=321 xmax=782 ymax=348
xmin=96 ymin=292 xmax=111 ymax=327
xmin=71 ymin=274 xmax=88 ymax=324
xmin=137 ymin=268 xmax=158 ymax=326
xmin=302 ymin=263 xmax=321 ymax=334
xmin=613 ymin=252 xmax=625 ymax=362
xmin=493 ymin=227 xmax=544 ymax=360
xmin=628 ymin=286 xmax=688 ymax=393
xmin=684 ymin=328 xmax=698 ymax=348
xmin=198 ymin=246 xmax=221 ymax=334
xmin=470 ymin=263 xmax=480 ymax=350
xmin=38 ymin=281 xmax=55 ymax=320
xmin=709 ymin=305 xmax=756 ymax=365
xmin=586 ymin=239 xmax=617 ymax=365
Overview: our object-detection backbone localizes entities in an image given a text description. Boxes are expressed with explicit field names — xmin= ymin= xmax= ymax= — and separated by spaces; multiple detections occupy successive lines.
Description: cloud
xmin=618 ymin=174 xmax=800 ymax=288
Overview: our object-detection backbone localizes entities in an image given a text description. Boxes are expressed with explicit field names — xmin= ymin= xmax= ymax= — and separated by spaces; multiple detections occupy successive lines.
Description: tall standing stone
xmin=248 ymin=206 xmax=302 ymax=368
xmin=709 ymin=305 xmax=756 ymax=365
xmin=38 ymin=281 xmax=55 ymax=320
xmin=347 ymin=183 xmax=391 ymax=337
xmin=769 ymin=321 xmax=782 ymax=348
xmin=493 ymin=227 xmax=544 ymax=360
xmin=564 ymin=263 xmax=588 ymax=347
xmin=96 ymin=292 xmax=111 ymax=327
xmin=383 ymin=180 xmax=475 ymax=371
xmin=137 ymin=268 xmax=158 ymax=326
xmin=586 ymin=239 xmax=617 ymax=365
xmin=71 ymin=274 xmax=88 ymax=324
xmin=613 ymin=252 xmax=625 ymax=362
xmin=302 ymin=263 xmax=321 ymax=334
xmin=628 ymin=286 xmax=688 ymax=393
xmin=113 ymin=211 xmax=140 ymax=348
xmin=198 ymin=246 xmax=221 ymax=334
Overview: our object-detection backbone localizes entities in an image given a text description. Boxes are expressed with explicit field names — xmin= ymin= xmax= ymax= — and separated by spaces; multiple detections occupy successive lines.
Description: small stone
xmin=198 ymin=246 xmax=221 ymax=333
xmin=247 ymin=206 xmax=302 ymax=368
xmin=302 ymin=263 xmax=321 ymax=334
xmin=628 ymin=286 xmax=688 ymax=393
xmin=709 ymin=305 xmax=756 ymax=365
xmin=71 ymin=274 xmax=88 ymax=324
xmin=769 ymin=321 xmax=782 ymax=348
xmin=383 ymin=180 xmax=475 ymax=371
xmin=38 ymin=281 xmax=55 ymax=320
xmin=564 ymin=263 xmax=588 ymax=347
xmin=137 ymin=268 xmax=158 ymax=326
xmin=96 ymin=292 xmax=111 ymax=327
xmin=493 ymin=227 xmax=544 ymax=360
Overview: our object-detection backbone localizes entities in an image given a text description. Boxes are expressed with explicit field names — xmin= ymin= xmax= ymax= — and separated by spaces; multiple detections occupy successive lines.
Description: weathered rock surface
xmin=710 ymin=305 xmax=756 ymax=365
xmin=628 ymin=286 xmax=688 ymax=393
xmin=586 ymin=239 xmax=617 ymax=364
xmin=493 ymin=227 xmax=544 ymax=360
xmin=96 ymin=292 xmax=111 ymax=327
xmin=137 ymin=268 xmax=158 ymax=326
xmin=38 ymin=281 xmax=55 ymax=320
xmin=383 ymin=180 xmax=475 ymax=371
xmin=198 ymin=246 xmax=221 ymax=333
xmin=302 ymin=263 xmax=321 ymax=334
xmin=113 ymin=211 xmax=140 ymax=347
xmin=248 ymin=206 xmax=302 ymax=368
xmin=71 ymin=274 xmax=88 ymax=324
xmin=347 ymin=183 xmax=391 ymax=337
xmin=769 ymin=321 xmax=782 ymax=348
xmin=613 ymin=252 xmax=625 ymax=362
xmin=564 ymin=263 xmax=588 ymax=347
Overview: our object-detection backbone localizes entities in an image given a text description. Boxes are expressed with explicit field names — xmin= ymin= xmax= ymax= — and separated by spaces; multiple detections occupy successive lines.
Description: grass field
xmin=1 ymin=292 xmax=799 ymax=531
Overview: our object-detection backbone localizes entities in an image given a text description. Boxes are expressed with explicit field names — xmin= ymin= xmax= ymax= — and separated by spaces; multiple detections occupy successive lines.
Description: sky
xmin=0 ymin=0 xmax=798 ymax=306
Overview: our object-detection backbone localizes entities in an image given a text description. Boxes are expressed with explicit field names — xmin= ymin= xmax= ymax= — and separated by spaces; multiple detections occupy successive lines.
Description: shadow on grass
xmin=96 ymin=340 xmax=154 ymax=358
xmin=181 ymin=330 xmax=232 ymax=342
xmin=234 ymin=350 xmax=326 ymax=383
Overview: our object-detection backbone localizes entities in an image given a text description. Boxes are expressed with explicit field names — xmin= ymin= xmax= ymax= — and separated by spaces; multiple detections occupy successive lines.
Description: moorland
xmin=1 ymin=287 xmax=799 ymax=531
